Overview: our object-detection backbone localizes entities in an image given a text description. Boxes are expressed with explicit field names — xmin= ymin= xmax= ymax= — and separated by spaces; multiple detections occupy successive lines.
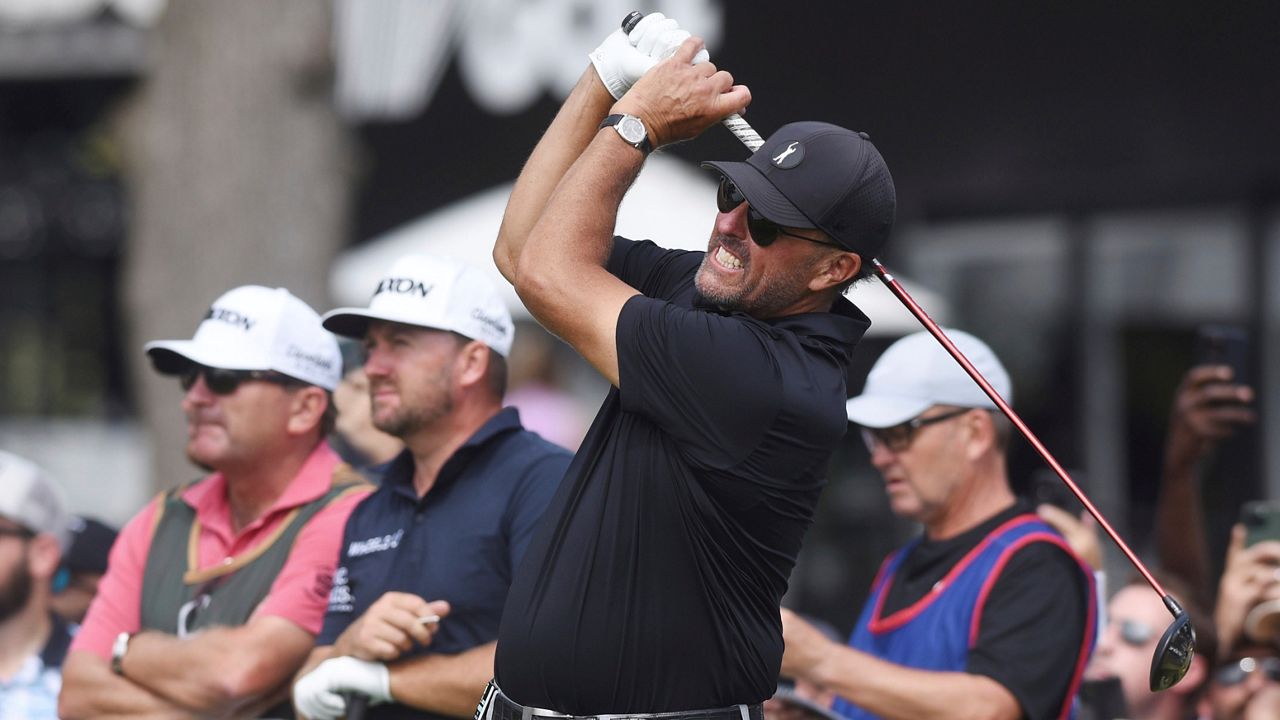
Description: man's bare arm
xmin=781 ymin=609 xmax=1021 ymax=720
xmin=512 ymin=40 xmax=748 ymax=386
xmin=115 ymin=615 xmax=314 ymax=715
xmin=385 ymin=641 xmax=497 ymax=717
xmin=58 ymin=650 xmax=204 ymax=720
xmin=493 ymin=68 xmax=615 ymax=285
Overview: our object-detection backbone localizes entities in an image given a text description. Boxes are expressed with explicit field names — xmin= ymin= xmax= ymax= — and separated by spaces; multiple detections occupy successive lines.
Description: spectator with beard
xmin=292 ymin=255 xmax=571 ymax=720
xmin=0 ymin=450 xmax=71 ymax=720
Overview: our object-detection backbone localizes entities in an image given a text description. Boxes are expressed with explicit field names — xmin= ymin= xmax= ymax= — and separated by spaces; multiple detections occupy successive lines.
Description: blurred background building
xmin=1 ymin=0 xmax=1277 ymax=632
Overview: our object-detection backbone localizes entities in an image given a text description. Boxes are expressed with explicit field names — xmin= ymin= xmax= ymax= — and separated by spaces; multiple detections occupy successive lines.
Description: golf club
xmin=620 ymin=12 xmax=763 ymax=150
xmin=616 ymin=9 xmax=1196 ymax=690
xmin=344 ymin=691 xmax=370 ymax=720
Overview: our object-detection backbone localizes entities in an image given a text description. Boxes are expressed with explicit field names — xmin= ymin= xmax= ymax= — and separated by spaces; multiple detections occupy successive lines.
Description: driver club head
xmin=1149 ymin=610 xmax=1196 ymax=691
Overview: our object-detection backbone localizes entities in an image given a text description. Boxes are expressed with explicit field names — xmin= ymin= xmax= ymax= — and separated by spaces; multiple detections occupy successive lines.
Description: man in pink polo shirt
xmin=59 ymin=285 xmax=372 ymax=719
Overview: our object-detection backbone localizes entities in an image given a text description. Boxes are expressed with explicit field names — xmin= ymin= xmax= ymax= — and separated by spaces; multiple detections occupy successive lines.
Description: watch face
xmin=618 ymin=116 xmax=646 ymax=145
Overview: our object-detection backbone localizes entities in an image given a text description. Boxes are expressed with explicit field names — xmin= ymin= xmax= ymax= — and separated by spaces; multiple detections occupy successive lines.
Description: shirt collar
xmin=383 ymin=407 xmax=524 ymax=502
xmin=181 ymin=441 xmax=341 ymax=536
xmin=766 ymin=295 xmax=871 ymax=356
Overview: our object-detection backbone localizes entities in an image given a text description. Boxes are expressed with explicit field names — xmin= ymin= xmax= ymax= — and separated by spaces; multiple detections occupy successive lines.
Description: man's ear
xmin=808 ymin=251 xmax=861 ymax=292
xmin=455 ymin=341 xmax=491 ymax=390
xmin=28 ymin=533 xmax=62 ymax=580
xmin=286 ymin=386 xmax=329 ymax=436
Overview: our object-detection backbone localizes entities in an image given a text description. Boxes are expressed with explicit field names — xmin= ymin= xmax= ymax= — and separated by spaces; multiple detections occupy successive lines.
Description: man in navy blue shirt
xmin=293 ymin=255 xmax=571 ymax=720
xmin=490 ymin=17 xmax=892 ymax=719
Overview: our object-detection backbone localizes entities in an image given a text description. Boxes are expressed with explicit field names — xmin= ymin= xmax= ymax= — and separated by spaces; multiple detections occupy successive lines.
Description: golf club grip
xmin=343 ymin=691 xmax=370 ymax=720
xmin=620 ymin=11 xmax=764 ymax=152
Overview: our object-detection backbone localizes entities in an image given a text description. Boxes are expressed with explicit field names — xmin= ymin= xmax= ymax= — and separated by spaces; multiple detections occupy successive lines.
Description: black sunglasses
xmin=0 ymin=525 xmax=34 ymax=540
xmin=860 ymin=408 xmax=973 ymax=453
xmin=179 ymin=366 xmax=301 ymax=396
xmin=1117 ymin=619 xmax=1157 ymax=647
xmin=1215 ymin=656 xmax=1280 ymax=686
xmin=716 ymin=177 xmax=841 ymax=249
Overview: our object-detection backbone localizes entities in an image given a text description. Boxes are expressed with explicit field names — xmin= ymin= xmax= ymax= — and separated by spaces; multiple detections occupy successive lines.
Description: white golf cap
xmin=0 ymin=450 xmax=71 ymax=551
xmin=846 ymin=329 xmax=1011 ymax=429
xmin=144 ymin=285 xmax=342 ymax=391
xmin=321 ymin=255 xmax=514 ymax=357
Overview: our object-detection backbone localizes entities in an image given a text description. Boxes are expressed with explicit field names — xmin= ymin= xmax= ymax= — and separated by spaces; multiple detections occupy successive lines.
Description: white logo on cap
xmin=772 ymin=141 xmax=804 ymax=168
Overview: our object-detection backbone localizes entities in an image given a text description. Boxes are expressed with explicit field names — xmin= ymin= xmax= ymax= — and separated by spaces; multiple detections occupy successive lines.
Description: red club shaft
xmin=871 ymin=258 xmax=1170 ymax=605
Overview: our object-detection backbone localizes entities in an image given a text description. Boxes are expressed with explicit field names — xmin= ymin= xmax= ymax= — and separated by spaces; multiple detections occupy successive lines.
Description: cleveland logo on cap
xmin=374 ymin=277 xmax=433 ymax=298
xmin=205 ymin=307 xmax=256 ymax=331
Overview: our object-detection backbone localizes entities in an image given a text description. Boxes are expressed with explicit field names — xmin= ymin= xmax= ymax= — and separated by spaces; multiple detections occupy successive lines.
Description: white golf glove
xmin=293 ymin=656 xmax=392 ymax=720
xmin=588 ymin=12 xmax=711 ymax=100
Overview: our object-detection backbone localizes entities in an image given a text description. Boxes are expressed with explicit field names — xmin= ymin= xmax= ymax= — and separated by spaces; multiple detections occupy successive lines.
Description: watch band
xmin=598 ymin=113 xmax=653 ymax=154
xmin=111 ymin=631 xmax=132 ymax=676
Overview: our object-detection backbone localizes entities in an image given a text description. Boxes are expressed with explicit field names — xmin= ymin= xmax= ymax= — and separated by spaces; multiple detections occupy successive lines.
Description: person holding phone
xmin=1154 ymin=350 xmax=1256 ymax=609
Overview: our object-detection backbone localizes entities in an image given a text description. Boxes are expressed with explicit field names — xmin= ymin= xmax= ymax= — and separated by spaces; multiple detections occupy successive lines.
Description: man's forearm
xmin=59 ymin=650 xmax=205 ymax=720
xmin=387 ymin=641 xmax=497 ymax=718
xmin=122 ymin=620 xmax=310 ymax=715
xmin=1155 ymin=432 xmax=1212 ymax=602
xmin=297 ymin=643 xmax=340 ymax=684
xmin=804 ymin=647 xmax=1020 ymax=720
xmin=495 ymin=67 xmax=615 ymax=283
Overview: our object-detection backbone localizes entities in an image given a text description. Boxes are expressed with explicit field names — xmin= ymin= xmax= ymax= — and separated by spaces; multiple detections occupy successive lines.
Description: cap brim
xmin=320 ymin=307 xmax=451 ymax=339
xmin=701 ymin=160 xmax=817 ymax=229
xmin=845 ymin=394 xmax=933 ymax=428
xmin=143 ymin=340 xmax=270 ymax=376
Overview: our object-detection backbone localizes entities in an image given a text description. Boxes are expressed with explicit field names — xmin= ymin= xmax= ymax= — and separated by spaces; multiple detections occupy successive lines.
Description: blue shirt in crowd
xmin=318 ymin=407 xmax=571 ymax=719
xmin=0 ymin=614 xmax=72 ymax=720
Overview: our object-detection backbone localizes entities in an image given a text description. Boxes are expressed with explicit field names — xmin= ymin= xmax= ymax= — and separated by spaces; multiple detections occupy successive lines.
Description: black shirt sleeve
xmin=606 ymin=236 xmax=701 ymax=299
xmin=615 ymin=295 xmax=783 ymax=470
xmin=966 ymin=541 xmax=1091 ymax=720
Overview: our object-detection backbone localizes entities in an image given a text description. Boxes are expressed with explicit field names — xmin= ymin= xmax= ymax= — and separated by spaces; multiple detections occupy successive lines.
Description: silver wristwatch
xmin=111 ymin=631 xmax=132 ymax=676
xmin=599 ymin=113 xmax=652 ymax=154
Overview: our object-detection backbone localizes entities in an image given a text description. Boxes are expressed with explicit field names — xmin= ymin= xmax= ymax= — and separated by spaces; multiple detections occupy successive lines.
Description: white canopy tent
xmin=330 ymin=155 xmax=949 ymax=336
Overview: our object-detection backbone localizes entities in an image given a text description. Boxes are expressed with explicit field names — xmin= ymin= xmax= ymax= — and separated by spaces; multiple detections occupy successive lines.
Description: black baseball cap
xmin=62 ymin=516 xmax=117 ymax=575
xmin=702 ymin=121 xmax=896 ymax=258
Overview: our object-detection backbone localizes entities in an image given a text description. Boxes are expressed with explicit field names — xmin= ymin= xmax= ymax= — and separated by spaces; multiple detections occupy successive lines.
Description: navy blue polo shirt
xmin=319 ymin=407 xmax=571 ymax=719
xmin=496 ymin=238 xmax=871 ymax=714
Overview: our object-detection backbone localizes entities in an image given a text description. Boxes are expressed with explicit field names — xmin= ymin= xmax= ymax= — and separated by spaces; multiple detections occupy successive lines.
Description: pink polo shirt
xmin=72 ymin=442 xmax=371 ymax=660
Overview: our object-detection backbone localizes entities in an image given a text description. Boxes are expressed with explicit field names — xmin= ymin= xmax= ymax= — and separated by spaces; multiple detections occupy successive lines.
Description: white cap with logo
xmin=0 ymin=450 xmax=71 ymax=551
xmin=144 ymin=285 xmax=343 ymax=391
xmin=846 ymin=329 xmax=1011 ymax=429
xmin=321 ymin=255 xmax=515 ymax=357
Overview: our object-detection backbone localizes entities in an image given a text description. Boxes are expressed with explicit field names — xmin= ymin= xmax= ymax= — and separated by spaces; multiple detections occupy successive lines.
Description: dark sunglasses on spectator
xmin=0 ymin=525 xmax=34 ymax=540
xmin=1215 ymin=656 xmax=1280 ymax=686
xmin=715 ymin=177 xmax=841 ymax=249
xmin=1117 ymin=619 xmax=1157 ymax=647
xmin=179 ymin=366 xmax=301 ymax=396
xmin=860 ymin=408 xmax=973 ymax=454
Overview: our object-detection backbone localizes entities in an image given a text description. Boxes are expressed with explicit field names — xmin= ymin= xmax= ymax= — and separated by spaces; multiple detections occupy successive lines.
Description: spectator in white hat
xmin=782 ymin=330 xmax=1096 ymax=720
xmin=0 ymin=450 xmax=70 ymax=720
xmin=291 ymin=256 xmax=571 ymax=719
xmin=60 ymin=285 xmax=373 ymax=719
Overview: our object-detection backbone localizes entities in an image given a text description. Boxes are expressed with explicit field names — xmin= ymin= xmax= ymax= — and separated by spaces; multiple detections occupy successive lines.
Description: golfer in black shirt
xmin=490 ymin=22 xmax=893 ymax=720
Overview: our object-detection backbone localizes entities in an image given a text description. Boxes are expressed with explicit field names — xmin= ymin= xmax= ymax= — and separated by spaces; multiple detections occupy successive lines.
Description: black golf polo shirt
xmin=495 ymin=238 xmax=870 ymax=714
xmin=319 ymin=407 xmax=571 ymax=720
